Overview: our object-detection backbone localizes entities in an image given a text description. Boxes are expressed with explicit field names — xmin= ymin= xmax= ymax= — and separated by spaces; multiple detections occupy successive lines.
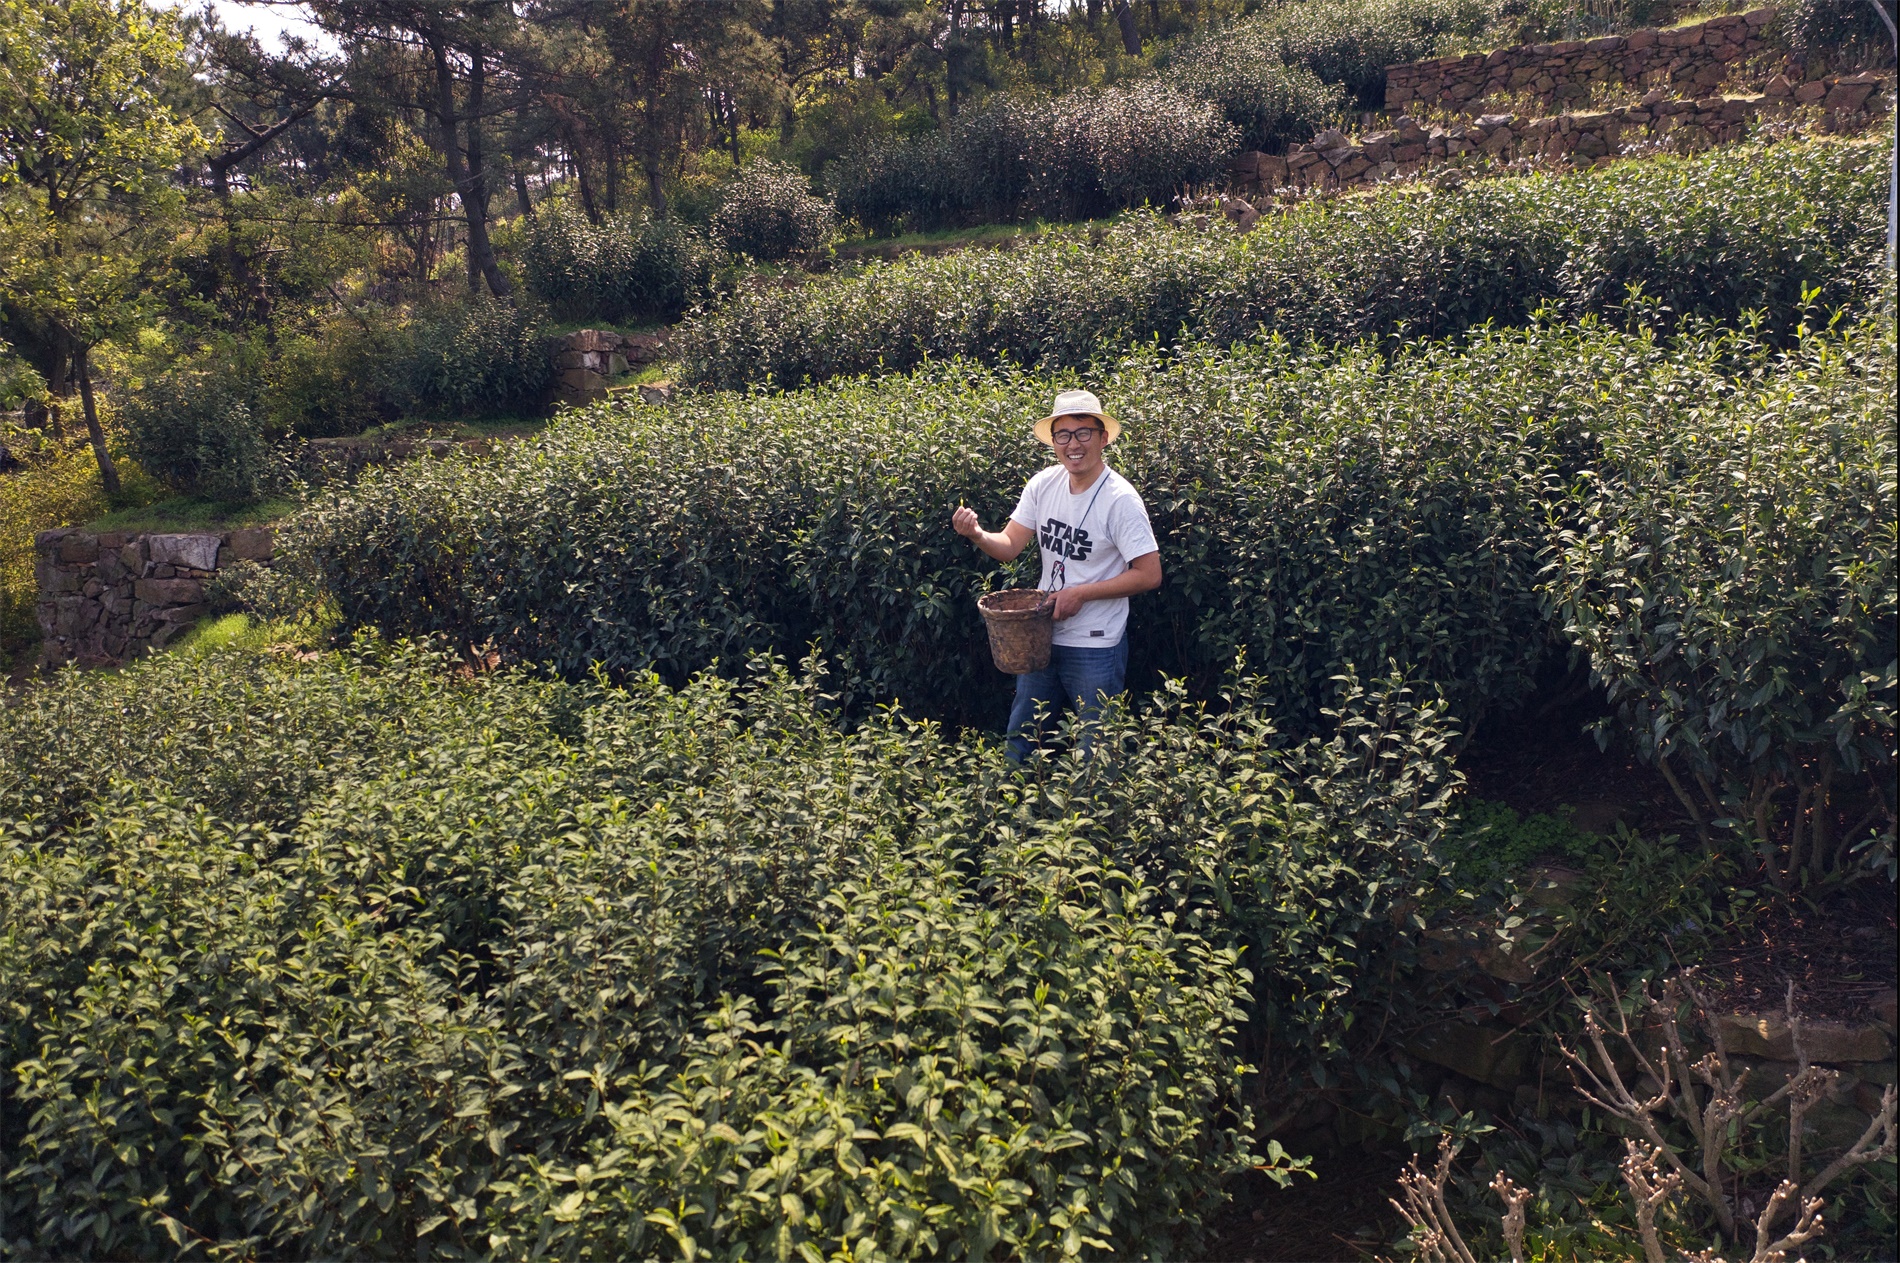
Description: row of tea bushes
xmin=1 ymin=640 xmax=1458 ymax=1259
xmin=277 ymin=310 xmax=1894 ymax=851
xmin=826 ymin=0 xmax=1500 ymax=233
xmin=682 ymin=139 xmax=1886 ymax=391
xmin=829 ymin=79 xmax=1242 ymax=234
xmin=1548 ymin=320 xmax=1898 ymax=882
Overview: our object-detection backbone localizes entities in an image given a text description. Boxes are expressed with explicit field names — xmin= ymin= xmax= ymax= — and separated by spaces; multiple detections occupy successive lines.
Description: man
xmin=951 ymin=388 xmax=1162 ymax=762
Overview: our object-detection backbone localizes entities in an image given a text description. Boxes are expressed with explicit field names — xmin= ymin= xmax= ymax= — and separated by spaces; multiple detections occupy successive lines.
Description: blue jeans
xmin=1005 ymin=637 xmax=1129 ymax=764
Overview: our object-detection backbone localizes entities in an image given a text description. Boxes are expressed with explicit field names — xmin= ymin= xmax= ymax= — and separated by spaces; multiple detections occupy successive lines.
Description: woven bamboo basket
xmin=977 ymin=589 xmax=1054 ymax=674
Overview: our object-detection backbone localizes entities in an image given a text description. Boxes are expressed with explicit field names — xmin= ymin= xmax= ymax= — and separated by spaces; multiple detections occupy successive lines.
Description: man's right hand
xmin=951 ymin=505 xmax=980 ymax=538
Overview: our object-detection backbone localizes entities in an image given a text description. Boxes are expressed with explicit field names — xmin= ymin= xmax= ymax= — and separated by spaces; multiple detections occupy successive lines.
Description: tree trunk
xmin=513 ymin=167 xmax=535 ymax=218
xmin=1112 ymin=0 xmax=1141 ymax=54
xmin=643 ymin=37 xmax=670 ymax=218
xmin=426 ymin=30 xmax=510 ymax=298
xmin=1086 ymin=0 xmax=1102 ymax=30
xmin=571 ymin=139 xmax=602 ymax=223
xmin=75 ymin=347 xmax=120 ymax=496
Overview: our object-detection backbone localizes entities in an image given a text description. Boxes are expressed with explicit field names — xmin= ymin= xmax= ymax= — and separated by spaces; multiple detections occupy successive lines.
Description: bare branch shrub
xmin=1396 ymin=976 xmax=1895 ymax=1262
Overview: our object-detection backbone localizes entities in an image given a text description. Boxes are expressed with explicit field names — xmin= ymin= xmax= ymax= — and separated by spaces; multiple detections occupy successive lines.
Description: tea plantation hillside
xmin=680 ymin=139 xmax=1888 ymax=390
xmin=2 ymin=640 xmax=1457 ymax=1259
xmin=285 ymin=317 xmax=1895 ymax=796
xmin=4 ymin=29 xmax=1896 ymax=1252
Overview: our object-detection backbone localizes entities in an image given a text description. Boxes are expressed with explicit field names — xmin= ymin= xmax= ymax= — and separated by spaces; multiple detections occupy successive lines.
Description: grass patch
xmin=172 ymin=612 xmax=329 ymax=653
xmin=84 ymin=495 xmax=295 ymax=535
xmin=542 ymin=317 xmax=670 ymax=338
xmin=835 ymin=218 xmax=1093 ymax=256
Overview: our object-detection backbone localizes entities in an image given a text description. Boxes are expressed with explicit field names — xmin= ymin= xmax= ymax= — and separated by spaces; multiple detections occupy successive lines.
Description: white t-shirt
xmin=1010 ymin=463 xmax=1159 ymax=648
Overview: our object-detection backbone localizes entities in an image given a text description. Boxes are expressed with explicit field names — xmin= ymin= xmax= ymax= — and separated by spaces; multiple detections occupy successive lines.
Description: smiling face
xmin=1049 ymin=414 xmax=1107 ymax=483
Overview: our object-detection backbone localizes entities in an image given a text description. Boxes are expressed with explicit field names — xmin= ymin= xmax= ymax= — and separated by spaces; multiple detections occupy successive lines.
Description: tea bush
xmin=384 ymin=294 xmax=555 ymax=420
xmin=688 ymin=139 xmax=1886 ymax=391
xmin=282 ymin=317 xmax=1855 ymax=745
xmin=1547 ymin=320 xmax=1898 ymax=881
xmin=262 ymin=317 xmax=402 ymax=439
xmin=1 ymin=639 xmax=1463 ymax=1258
xmin=119 ymin=370 xmax=275 ymax=501
xmin=710 ymin=160 xmax=838 ymax=262
xmin=0 ymin=431 xmax=108 ymax=652
xmin=1248 ymin=0 xmax=1497 ymax=107
xmin=829 ymin=81 xmax=1237 ymax=234
xmin=517 ymin=204 xmax=719 ymax=324
xmin=1162 ymin=24 xmax=1347 ymax=153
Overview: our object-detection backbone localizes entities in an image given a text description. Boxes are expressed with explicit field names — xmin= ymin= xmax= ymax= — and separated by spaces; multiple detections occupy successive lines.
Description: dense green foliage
xmin=711 ymin=160 xmax=839 ymax=263
xmin=825 ymin=0 xmax=1512 ymax=232
xmin=0 ymin=639 xmax=1462 ymax=1259
xmin=385 ymin=295 xmax=556 ymax=421
xmin=518 ymin=206 xmax=719 ymax=325
xmin=1242 ymin=0 xmax=1496 ymax=107
xmin=1547 ymin=314 xmax=1898 ymax=880
xmin=687 ymin=140 xmax=1887 ymax=391
xmin=1161 ymin=23 xmax=1347 ymax=153
xmin=278 ymin=312 xmax=1895 ymax=864
xmin=120 ymin=370 xmax=273 ymax=501
xmin=828 ymin=81 xmax=1238 ymax=235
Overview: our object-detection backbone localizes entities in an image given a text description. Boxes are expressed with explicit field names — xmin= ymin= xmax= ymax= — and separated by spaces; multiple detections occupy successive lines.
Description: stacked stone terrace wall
xmin=551 ymin=327 xmax=669 ymax=405
xmin=35 ymin=527 xmax=272 ymax=666
xmin=1387 ymin=7 xmax=1795 ymax=113
xmin=1226 ymin=70 xmax=1887 ymax=196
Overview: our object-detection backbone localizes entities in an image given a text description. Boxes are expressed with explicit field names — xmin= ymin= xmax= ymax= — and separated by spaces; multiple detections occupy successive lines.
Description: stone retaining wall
xmin=1228 ymin=71 xmax=1888 ymax=195
xmin=551 ymin=327 xmax=669 ymax=406
xmin=35 ymin=527 xmax=273 ymax=667
xmin=1322 ymin=876 xmax=1900 ymax=1153
xmin=1386 ymin=7 xmax=1795 ymax=113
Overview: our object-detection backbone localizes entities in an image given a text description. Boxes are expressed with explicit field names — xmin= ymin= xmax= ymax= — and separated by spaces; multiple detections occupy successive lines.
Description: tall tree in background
xmin=307 ymin=0 xmax=520 ymax=297
xmin=0 ymin=0 xmax=200 ymax=492
xmin=602 ymin=0 xmax=773 ymax=218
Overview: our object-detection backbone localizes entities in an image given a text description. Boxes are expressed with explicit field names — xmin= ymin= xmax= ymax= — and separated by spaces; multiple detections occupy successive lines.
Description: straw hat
xmin=1034 ymin=388 xmax=1121 ymax=446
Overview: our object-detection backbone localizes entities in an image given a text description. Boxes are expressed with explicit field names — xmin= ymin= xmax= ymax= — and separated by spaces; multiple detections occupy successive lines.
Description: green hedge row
xmin=683 ymin=140 xmax=1887 ymax=391
xmin=276 ymin=313 xmax=1896 ymax=867
xmin=1 ymin=641 xmax=1457 ymax=1259
xmin=828 ymin=79 xmax=1242 ymax=234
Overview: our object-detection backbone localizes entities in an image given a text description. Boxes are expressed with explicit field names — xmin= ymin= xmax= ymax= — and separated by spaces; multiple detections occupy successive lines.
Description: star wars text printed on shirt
xmin=1038 ymin=516 xmax=1095 ymax=562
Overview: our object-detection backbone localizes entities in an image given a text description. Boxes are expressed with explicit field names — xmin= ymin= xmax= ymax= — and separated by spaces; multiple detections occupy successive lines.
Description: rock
xmin=1255 ymin=154 xmax=1289 ymax=186
xmin=1221 ymin=198 xmax=1260 ymax=231
xmin=565 ymin=328 xmax=618 ymax=353
xmin=147 ymin=533 xmax=221 ymax=571
xmin=1716 ymin=1012 xmax=1893 ymax=1063
xmin=1523 ymin=861 xmax=1586 ymax=908
xmin=1873 ymin=989 xmax=1897 ymax=1034
xmin=1624 ymin=29 xmax=1656 ymax=52
xmin=1405 ymin=1022 xmax=1531 ymax=1090
xmin=1311 ymin=128 xmax=1346 ymax=149
xmin=156 ymin=603 xmax=208 ymax=625
xmin=1794 ymin=80 xmax=1828 ymax=103
xmin=637 ymin=381 xmax=675 ymax=405
xmin=133 ymin=577 xmax=206 ymax=606
xmin=607 ymin=352 xmax=630 ymax=376
xmin=622 ymin=331 xmax=670 ymax=362
xmin=1479 ymin=126 xmax=1515 ymax=154
xmin=558 ymin=368 xmax=607 ymax=392
xmin=56 ymin=533 xmax=99 ymax=564
xmin=223 ymin=528 xmax=273 ymax=562
xmin=1825 ymin=82 xmax=1875 ymax=112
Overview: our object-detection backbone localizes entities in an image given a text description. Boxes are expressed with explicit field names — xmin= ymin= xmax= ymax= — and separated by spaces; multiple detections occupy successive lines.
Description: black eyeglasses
xmin=1051 ymin=426 xmax=1103 ymax=445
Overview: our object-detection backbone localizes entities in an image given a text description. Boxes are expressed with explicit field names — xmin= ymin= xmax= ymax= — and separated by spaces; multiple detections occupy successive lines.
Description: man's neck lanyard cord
xmin=1047 ymin=470 xmax=1113 ymax=593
